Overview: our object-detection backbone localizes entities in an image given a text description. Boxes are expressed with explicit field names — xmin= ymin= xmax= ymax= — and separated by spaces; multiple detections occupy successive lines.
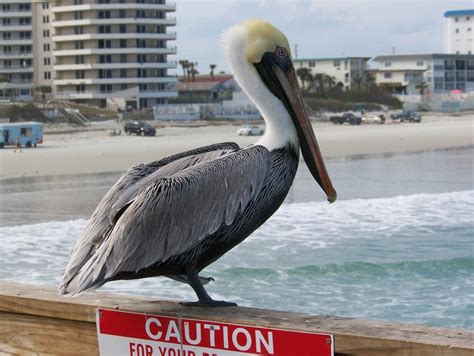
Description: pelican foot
xmin=181 ymin=300 xmax=238 ymax=307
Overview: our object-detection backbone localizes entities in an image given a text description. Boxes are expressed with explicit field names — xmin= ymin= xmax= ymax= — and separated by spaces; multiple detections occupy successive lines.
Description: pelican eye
xmin=275 ymin=47 xmax=287 ymax=58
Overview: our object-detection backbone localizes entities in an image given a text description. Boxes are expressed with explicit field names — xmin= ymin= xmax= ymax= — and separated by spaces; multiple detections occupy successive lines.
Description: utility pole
xmin=293 ymin=43 xmax=298 ymax=59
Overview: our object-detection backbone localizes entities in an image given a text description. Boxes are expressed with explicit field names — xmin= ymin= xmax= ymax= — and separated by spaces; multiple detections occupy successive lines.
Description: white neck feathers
xmin=224 ymin=26 xmax=298 ymax=151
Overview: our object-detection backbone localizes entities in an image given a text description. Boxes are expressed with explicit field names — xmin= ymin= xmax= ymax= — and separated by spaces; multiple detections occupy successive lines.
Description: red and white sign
xmin=96 ymin=308 xmax=334 ymax=356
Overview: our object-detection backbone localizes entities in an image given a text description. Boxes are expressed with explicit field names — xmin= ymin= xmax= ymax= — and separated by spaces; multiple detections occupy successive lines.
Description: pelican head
xmin=224 ymin=19 xmax=337 ymax=203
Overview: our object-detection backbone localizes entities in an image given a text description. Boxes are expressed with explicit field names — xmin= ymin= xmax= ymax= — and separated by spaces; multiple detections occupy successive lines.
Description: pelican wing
xmin=60 ymin=142 xmax=239 ymax=294
xmin=64 ymin=145 xmax=269 ymax=294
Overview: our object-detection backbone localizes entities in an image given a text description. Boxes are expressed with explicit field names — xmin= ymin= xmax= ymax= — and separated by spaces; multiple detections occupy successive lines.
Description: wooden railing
xmin=0 ymin=282 xmax=472 ymax=355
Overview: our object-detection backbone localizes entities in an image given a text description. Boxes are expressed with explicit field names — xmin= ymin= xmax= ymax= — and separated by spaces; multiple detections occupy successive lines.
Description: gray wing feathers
xmin=64 ymin=146 xmax=269 ymax=294
xmin=59 ymin=142 xmax=239 ymax=294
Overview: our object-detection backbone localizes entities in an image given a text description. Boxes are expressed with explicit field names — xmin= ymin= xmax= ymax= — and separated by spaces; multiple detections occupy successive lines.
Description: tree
xmin=35 ymin=86 xmax=52 ymax=105
xmin=415 ymin=81 xmax=428 ymax=95
xmin=190 ymin=62 xmax=198 ymax=82
xmin=352 ymin=75 xmax=363 ymax=90
xmin=296 ymin=67 xmax=311 ymax=91
xmin=210 ymin=64 xmax=217 ymax=81
xmin=179 ymin=60 xmax=189 ymax=80
xmin=313 ymin=73 xmax=325 ymax=94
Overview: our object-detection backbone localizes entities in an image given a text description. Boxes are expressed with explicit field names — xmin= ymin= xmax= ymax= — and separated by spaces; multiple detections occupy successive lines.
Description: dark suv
xmin=391 ymin=111 xmax=422 ymax=123
xmin=124 ymin=121 xmax=156 ymax=136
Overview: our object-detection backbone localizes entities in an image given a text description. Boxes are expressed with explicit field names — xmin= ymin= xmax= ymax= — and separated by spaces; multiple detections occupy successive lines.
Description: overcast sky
xmin=173 ymin=0 xmax=473 ymax=75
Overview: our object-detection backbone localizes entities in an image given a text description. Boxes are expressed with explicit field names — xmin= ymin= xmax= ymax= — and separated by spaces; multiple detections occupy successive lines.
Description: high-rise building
xmin=0 ymin=0 xmax=177 ymax=109
xmin=0 ymin=1 xmax=35 ymax=100
xmin=444 ymin=9 xmax=474 ymax=55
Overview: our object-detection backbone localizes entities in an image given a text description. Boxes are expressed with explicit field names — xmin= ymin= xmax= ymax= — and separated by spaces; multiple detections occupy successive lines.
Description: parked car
xmin=362 ymin=114 xmax=386 ymax=125
xmin=329 ymin=113 xmax=362 ymax=125
xmin=391 ymin=111 xmax=422 ymax=123
xmin=124 ymin=121 xmax=156 ymax=136
xmin=237 ymin=125 xmax=265 ymax=136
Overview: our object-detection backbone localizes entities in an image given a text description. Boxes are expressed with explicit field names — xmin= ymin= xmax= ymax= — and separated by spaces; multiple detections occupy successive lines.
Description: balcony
xmin=53 ymin=46 xmax=177 ymax=56
xmin=54 ymin=76 xmax=178 ymax=86
xmin=51 ymin=3 xmax=175 ymax=13
xmin=0 ymin=52 xmax=33 ymax=59
xmin=0 ymin=25 xmax=33 ymax=31
xmin=52 ymin=32 xmax=177 ymax=42
xmin=52 ymin=17 xmax=176 ymax=27
xmin=54 ymin=89 xmax=178 ymax=100
xmin=54 ymin=61 xmax=177 ymax=71
xmin=1 ymin=38 xmax=33 ymax=45
xmin=0 ymin=11 xmax=32 ymax=17
xmin=0 ymin=66 xmax=33 ymax=73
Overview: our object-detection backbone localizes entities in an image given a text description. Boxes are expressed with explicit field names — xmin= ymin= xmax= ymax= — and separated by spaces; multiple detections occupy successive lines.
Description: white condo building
xmin=444 ymin=9 xmax=474 ymax=55
xmin=0 ymin=0 xmax=177 ymax=109
xmin=294 ymin=57 xmax=370 ymax=90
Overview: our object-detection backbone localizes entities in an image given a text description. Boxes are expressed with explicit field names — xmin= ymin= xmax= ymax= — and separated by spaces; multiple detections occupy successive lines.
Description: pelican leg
xmin=181 ymin=270 xmax=237 ymax=307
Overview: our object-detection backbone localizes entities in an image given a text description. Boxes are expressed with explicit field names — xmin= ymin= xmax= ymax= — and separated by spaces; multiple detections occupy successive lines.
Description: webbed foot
xmin=181 ymin=299 xmax=237 ymax=307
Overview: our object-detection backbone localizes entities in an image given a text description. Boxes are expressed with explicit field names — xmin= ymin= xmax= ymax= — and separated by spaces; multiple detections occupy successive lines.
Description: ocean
xmin=1 ymin=148 xmax=473 ymax=329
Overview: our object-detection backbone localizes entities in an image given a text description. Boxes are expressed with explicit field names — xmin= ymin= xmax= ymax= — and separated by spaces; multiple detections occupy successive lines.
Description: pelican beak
xmin=255 ymin=52 xmax=337 ymax=203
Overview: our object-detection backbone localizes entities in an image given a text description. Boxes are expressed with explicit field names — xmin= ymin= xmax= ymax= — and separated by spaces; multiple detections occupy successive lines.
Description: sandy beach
xmin=0 ymin=114 xmax=472 ymax=178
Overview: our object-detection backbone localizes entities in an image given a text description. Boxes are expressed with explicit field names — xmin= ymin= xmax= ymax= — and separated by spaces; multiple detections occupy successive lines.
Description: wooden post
xmin=0 ymin=282 xmax=472 ymax=355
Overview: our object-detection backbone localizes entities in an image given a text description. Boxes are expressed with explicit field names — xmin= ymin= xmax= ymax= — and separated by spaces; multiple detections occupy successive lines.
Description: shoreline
xmin=0 ymin=115 xmax=472 ymax=179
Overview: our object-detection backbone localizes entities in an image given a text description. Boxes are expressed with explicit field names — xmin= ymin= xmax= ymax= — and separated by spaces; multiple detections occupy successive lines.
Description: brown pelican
xmin=59 ymin=19 xmax=336 ymax=306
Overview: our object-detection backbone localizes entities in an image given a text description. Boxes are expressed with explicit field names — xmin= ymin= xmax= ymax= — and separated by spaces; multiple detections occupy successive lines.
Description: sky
xmin=173 ymin=0 xmax=473 ymax=75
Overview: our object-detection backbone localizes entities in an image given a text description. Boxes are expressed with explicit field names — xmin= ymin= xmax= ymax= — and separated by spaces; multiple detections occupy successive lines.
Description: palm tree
xmin=190 ymin=62 xmax=198 ymax=82
xmin=415 ymin=81 xmax=428 ymax=95
xmin=295 ymin=67 xmax=311 ymax=91
xmin=313 ymin=73 xmax=325 ymax=94
xmin=35 ymin=85 xmax=52 ymax=106
xmin=352 ymin=75 xmax=363 ymax=90
xmin=323 ymin=75 xmax=336 ymax=89
xmin=179 ymin=60 xmax=189 ymax=81
xmin=210 ymin=64 xmax=217 ymax=81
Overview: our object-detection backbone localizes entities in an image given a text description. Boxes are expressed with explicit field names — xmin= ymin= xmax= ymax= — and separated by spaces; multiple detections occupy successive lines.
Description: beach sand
xmin=0 ymin=114 xmax=472 ymax=178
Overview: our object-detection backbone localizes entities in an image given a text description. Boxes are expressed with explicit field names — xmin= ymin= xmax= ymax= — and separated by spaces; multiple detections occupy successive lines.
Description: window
xmin=44 ymin=71 xmax=51 ymax=80
xmin=19 ymin=31 xmax=31 ymax=40
xmin=76 ymin=84 xmax=85 ymax=93
xmin=4 ymin=46 xmax=12 ymax=54
xmin=3 ymin=60 xmax=12 ymax=68
xmin=75 ymin=55 xmax=84 ymax=64
xmin=120 ymin=84 xmax=128 ymax=90
xmin=384 ymin=61 xmax=392 ymax=67
xmin=99 ymin=55 xmax=112 ymax=63
xmin=468 ymin=28 xmax=472 ymax=32
xmin=119 ymin=9 xmax=126 ymax=18
xmin=136 ymin=25 xmax=146 ymax=33
xmin=74 ymin=0 xmax=83 ymax=4
xmin=2 ymin=4 xmax=10 ymax=11
xmin=2 ymin=18 xmax=11 ymax=26
xmin=120 ymin=39 xmax=127 ymax=48
xmin=20 ymin=128 xmax=32 ymax=136
xmin=416 ymin=61 xmax=424 ymax=66
xmin=384 ymin=72 xmax=392 ymax=79
xmin=137 ymin=39 xmax=146 ymax=48
xmin=98 ymin=25 xmax=111 ymax=34
xmin=19 ymin=3 xmax=30 ymax=11
xmin=455 ymin=28 xmax=459 ymax=34
xmin=75 ymin=41 xmax=84 ymax=50
xmin=120 ymin=69 xmax=127 ymax=78
xmin=43 ymin=43 xmax=50 ymax=52
xmin=75 ymin=70 xmax=85 ymax=79
xmin=42 ymin=2 xmax=49 ymax=9
xmin=98 ymin=40 xmax=111 ymax=49
xmin=19 ymin=17 xmax=30 ymax=26
xmin=74 ymin=26 xmax=84 ymax=35
xmin=308 ymin=61 xmax=315 ymax=68
xmin=333 ymin=60 xmax=341 ymax=67
xmin=136 ymin=10 xmax=145 ymax=18
xmin=120 ymin=54 xmax=127 ymax=63
xmin=99 ymin=69 xmax=112 ymax=78
xmin=119 ymin=24 xmax=127 ymax=33
xmin=3 ymin=33 xmax=11 ymax=40
xmin=454 ymin=17 xmax=458 ymax=22
xmin=98 ymin=11 xmax=111 ymax=19
xmin=44 ymin=57 xmax=51 ymax=65
xmin=100 ymin=84 xmax=112 ymax=92
xmin=42 ymin=15 xmax=49 ymax=23
xmin=43 ymin=29 xmax=50 ymax=37
xmin=74 ymin=12 xmax=83 ymax=20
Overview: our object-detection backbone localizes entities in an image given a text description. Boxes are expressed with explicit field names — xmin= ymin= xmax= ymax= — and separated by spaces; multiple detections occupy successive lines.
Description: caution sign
xmin=97 ymin=308 xmax=334 ymax=356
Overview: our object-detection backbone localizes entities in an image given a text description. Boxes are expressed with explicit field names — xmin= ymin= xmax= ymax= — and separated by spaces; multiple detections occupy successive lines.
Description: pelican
xmin=59 ymin=19 xmax=337 ymax=306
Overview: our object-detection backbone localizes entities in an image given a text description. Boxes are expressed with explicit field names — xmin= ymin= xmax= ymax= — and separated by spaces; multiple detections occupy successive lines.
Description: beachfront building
xmin=50 ymin=0 xmax=177 ymax=109
xmin=171 ymin=81 xmax=233 ymax=104
xmin=0 ymin=1 xmax=35 ymax=100
xmin=444 ymin=9 xmax=474 ymax=55
xmin=293 ymin=57 xmax=371 ymax=90
xmin=0 ymin=0 xmax=177 ymax=109
xmin=372 ymin=53 xmax=474 ymax=94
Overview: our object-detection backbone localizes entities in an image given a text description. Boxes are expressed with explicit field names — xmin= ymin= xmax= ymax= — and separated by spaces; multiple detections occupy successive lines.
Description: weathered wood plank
xmin=0 ymin=311 xmax=98 ymax=355
xmin=0 ymin=282 xmax=473 ymax=356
